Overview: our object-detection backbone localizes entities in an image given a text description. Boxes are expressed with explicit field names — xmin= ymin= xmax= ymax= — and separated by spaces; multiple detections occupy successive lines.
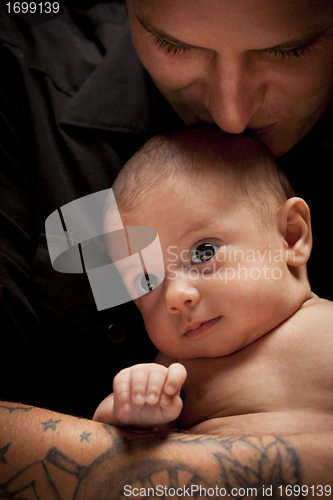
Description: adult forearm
xmin=0 ymin=402 xmax=331 ymax=499
xmin=0 ymin=401 xmax=113 ymax=499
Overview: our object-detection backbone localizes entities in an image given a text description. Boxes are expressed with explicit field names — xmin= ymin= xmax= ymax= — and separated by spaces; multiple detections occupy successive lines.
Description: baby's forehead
xmin=108 ymin=153 xmax=284 ymax=234
xmin=110 ymin=170 xmax=245 ymax=224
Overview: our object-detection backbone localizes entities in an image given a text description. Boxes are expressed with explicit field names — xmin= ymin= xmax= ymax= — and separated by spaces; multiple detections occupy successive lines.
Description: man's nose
xmin=165 ymin=276 xmax=200 ymax=314
xmin=204 ymin=54 xmax=266 ymax=134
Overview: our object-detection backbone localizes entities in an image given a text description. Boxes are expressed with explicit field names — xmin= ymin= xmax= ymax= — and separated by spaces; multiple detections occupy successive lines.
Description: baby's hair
xmin=109 ymin=125 xmax=295 ymax=226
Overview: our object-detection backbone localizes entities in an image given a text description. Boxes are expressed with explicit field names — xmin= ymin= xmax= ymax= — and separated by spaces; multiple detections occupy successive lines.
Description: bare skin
xmin=182 ymin=294 xmax=333 ymax=435
xmin=127 ymin=0 xmax=333 ymax=155
xmin=94 ymin=295 xmax=333 ymax=436
xmin=3 ymin=1 xmax=333 ymax=494
xmin=1 ymin=402 xmax=333 ymax=499
xmin=95 ymin=160 xmax=333 ymax=439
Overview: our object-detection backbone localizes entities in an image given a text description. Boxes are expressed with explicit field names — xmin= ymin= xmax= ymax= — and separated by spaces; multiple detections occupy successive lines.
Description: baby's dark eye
xmin=191 ymin=242 xmax=220 ymax=264
xmin=138 ymin=273 xmax=160 ymax=293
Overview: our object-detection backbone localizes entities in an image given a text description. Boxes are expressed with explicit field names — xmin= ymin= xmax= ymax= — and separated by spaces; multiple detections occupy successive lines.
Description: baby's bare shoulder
xmin=291 ymin=294 xmax=333 ymax=330
xmin=270 ymin=294 xmax=333 ymax=361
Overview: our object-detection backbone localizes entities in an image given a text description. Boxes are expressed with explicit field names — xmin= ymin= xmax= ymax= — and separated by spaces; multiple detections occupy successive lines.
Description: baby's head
xmin=111 ymin=126 xmax=294 ymax=226
xmin=105 ymin=126 xmax=312 ymax=359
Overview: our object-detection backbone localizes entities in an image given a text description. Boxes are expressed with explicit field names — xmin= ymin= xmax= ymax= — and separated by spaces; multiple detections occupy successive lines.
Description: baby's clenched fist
xmin=93 ymin=363 xmax=187 ymax=428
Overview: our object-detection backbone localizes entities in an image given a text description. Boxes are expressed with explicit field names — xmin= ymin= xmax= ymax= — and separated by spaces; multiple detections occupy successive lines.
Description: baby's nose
xmin=165 ymin=276 xmax=200 ymax=313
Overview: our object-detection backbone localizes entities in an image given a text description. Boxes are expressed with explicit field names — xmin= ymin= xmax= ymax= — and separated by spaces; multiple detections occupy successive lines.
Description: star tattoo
xmin=41 ymin=418 xmax=62 ymax=432
xmin=80 ymin=431 xmax=92 ymax=443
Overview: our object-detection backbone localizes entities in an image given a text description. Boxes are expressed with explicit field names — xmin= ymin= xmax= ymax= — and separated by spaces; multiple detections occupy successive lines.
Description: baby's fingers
xmin=130 ymin=364 xmax=152 ymax=405
xmin=145 ymin=365 xmax=170 ymax=405
xmin=113 ymin=367 xmax=133 ymax=411
xmin=164 ymin=363 xmax=187 ymax=396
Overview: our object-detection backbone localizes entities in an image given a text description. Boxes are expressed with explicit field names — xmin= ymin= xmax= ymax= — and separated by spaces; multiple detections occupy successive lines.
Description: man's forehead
xmin=131 ymin=0 xmax=333 ymax=42
xmin=132 ymin=0 xmax=333 ymax=11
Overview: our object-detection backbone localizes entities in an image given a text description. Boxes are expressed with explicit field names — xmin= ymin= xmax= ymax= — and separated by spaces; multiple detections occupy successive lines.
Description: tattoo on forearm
xmin=213 ymin=435 xmax=300 ymax=489
xmin=41 ymin=419 xmax=62 ymax=432
xmin=46 ymin=447 xmax=87 ymax=479
xmin=0 ymin=427 xmax=302 ymax=499
xmin=0 ymin=443 xmax=11 ymax=465
xmin=0 ymin=406 xmax=33 ymax=414
xmin=79 ymin=431 xmax=92 ymax=443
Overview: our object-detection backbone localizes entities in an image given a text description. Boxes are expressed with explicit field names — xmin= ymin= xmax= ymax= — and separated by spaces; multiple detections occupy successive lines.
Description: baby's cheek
xmin=147 ymin=321 xmax=169 ymax=351
xmin=146 ymin=318 xmax=160 ymax=343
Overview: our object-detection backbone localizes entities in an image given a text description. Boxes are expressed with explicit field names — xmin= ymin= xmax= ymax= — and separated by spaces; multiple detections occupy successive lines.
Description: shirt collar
xmin=59 ymin=4 xmax=165 ymax=134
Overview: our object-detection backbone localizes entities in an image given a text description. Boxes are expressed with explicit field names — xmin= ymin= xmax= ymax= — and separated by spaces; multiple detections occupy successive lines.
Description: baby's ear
xmin=278 ymin=197 xmax=312 ymax=267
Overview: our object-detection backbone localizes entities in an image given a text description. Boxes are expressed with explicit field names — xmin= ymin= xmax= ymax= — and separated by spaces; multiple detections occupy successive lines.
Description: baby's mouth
xmin=184 ymin=316 xmax=221 ymax=338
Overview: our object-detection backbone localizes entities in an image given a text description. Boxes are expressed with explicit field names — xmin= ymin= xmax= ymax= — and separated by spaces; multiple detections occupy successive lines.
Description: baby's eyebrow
xmin=181 ymin=222 xmax=214 ymax=239
xmin=133 ymin=2 xmax=333 ymax=53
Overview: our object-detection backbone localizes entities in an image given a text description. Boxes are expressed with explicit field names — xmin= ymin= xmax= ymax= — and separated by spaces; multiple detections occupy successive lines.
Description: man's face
xmin=124 ymin=173 xmax=296 ymax=360
xmin=127 ymin=0 xmax=333 ymax=156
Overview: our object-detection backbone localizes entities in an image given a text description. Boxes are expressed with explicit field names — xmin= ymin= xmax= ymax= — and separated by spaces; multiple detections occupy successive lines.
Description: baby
xmin=94 ymin=126 xmax=333 ymax=435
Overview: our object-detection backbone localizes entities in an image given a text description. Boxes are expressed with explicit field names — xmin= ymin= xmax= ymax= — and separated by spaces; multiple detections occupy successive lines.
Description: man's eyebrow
xmin=132 ymin=4 xmax=200 ymax=48
xmin=132 ymin=3 xmax=333 ymax=52
xmin=254 ymin=25 xmax=333 ymax=53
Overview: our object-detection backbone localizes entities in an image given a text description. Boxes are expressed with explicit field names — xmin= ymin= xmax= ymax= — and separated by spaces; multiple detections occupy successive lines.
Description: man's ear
xmin=278 ymin=197 xmax=312 ymax=267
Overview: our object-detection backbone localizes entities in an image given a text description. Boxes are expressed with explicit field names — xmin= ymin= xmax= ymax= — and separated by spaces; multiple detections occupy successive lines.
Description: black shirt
xmin=0 ymin=2 xmax=182 ymax=417
xmin=0 ymin=2 xmax=332 ymax=417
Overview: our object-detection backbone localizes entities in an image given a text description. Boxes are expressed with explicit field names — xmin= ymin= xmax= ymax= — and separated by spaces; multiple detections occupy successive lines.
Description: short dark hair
xmin=109 ymin=125 xmax=295 ymax=225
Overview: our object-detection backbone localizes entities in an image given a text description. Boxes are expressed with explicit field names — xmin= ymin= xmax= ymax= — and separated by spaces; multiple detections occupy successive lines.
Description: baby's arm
xmin=93 ymin=363 xmax=187 ymax=428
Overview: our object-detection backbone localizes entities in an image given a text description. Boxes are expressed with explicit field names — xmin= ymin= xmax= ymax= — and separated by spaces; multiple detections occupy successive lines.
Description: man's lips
xmin=192 ymin=115 xmax=277 ymax=137
xmin=185 ymin=316 xmax=221 ymax=338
